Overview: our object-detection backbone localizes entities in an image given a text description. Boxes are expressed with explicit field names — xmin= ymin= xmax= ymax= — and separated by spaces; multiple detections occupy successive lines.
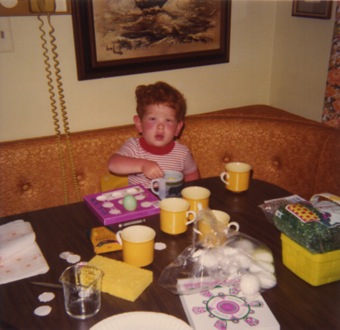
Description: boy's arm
xmin=184 ymin=169 xmax=200 ymax=182
xmin=108 ymin=153 xmax=164 ymax=179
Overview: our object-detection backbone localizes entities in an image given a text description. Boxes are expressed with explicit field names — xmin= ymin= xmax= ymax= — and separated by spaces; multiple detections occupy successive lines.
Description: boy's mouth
xmin=155 ymin=134 xmax=164 ymax=141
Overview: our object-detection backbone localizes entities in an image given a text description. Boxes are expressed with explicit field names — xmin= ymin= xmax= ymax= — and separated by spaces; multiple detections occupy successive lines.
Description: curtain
xmin=322 ymin=1 xmax=340 ymax=129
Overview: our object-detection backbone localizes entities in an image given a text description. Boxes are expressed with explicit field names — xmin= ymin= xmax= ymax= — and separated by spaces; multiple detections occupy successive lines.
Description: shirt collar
xmin=139 ymin=137 xmax=175 ymax=155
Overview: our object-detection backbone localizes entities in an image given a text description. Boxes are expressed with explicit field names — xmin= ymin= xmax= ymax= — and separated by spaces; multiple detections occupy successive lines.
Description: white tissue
xmin=0 ymin=220 xmax=49 ymax=285
xmin=0 ymin=220 xmax=36 ymax=262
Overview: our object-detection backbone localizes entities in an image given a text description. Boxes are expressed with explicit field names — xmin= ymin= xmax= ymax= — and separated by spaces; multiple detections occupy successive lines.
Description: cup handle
xmin=116 ymin=230 xmax=123 ymax=246
xmin=227 ymin=221 xmax=239 ymax=232
xmin=220 ymin=172 xmax=229 ymax=185
xmin=194 ymin=228 xmax=203 ymax=236
xmin=150 ymin=179 xmax=160 ymax=196
xmin=157 ymin=179 xmax=167 ymax=200
xmin=186 ymin=211 xmax=196 ymax=225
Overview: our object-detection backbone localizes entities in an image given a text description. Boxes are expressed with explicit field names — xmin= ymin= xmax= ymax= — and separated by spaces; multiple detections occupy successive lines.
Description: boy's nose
xmin=157 ymin=122 xmax=165 ymax=130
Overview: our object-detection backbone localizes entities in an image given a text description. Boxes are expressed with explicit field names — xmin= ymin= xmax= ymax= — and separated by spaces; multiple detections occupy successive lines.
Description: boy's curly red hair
xmin=135 ymin=81 xmax=187 ymax=121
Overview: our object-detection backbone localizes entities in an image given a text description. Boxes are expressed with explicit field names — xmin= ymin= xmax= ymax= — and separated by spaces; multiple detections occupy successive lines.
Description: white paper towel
xmin=0 ymin=220 xmax=49 ymax=284
xmin=0 ymin=220 xmax=36 ymax=262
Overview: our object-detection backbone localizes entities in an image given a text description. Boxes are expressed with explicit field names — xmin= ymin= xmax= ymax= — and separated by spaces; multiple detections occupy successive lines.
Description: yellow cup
xmin=159 ymin=198 xmax=196 ymax=235
xmin=198 ymin=210 xmax=239 ymax=244
xmin=116 ymin=225 xmax=155 ymax=267
xmin=198 ymin=210 xmax=230 ymax=239
xmin=220 ymin=162 xmax=251 ymax=192
xmin=181 ymin=186 xmax=211 ymax=212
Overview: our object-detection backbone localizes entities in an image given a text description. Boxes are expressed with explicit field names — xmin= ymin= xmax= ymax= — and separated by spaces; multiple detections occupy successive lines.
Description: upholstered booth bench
xmin=1 ymin=105 xmax=339 ymax=217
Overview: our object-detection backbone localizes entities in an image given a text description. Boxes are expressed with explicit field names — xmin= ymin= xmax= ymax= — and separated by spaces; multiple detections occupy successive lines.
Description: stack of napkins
xmin=0 ymin=220 xmax=49 ymax=284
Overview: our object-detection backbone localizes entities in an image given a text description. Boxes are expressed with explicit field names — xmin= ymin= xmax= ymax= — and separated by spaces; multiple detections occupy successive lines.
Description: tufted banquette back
xmin=1 ymin=105 xmax=339 ymax=217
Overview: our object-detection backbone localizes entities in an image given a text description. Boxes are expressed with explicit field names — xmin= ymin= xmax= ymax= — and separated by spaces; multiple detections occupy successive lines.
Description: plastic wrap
xmin=158 ymin=209 xmax=276 ymax=296
xmin=260 ymin=193 xmax=340 ymax=253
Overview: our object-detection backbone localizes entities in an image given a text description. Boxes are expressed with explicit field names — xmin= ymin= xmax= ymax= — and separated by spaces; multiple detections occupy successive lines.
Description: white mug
xmin=151 ymin=170 xmax=184 ymax=200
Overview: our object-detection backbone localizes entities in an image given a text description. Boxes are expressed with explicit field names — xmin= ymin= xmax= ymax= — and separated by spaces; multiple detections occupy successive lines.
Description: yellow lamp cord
xmin=37 ymin=14 xmax=81 ymax=203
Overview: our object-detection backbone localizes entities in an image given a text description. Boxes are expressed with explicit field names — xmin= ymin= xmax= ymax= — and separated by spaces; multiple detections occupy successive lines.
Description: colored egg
xmin=123 ymin=194 xmax=137 ymax=211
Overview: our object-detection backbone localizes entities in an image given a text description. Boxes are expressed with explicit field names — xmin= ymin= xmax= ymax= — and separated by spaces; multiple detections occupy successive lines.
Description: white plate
xmin=91 ymin=312 xmax=192 ymax=330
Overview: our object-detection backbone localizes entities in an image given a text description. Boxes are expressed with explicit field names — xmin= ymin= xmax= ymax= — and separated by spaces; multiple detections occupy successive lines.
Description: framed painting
xmin=292 ymin=0 xmax=332 ymax=19
xmin=71 ymin=0 xmax=231 ymax=80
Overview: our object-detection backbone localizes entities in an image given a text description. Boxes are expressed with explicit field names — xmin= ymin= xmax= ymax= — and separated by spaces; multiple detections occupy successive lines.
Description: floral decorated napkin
xmin=0 ymin=220 xmax=49 ymax=284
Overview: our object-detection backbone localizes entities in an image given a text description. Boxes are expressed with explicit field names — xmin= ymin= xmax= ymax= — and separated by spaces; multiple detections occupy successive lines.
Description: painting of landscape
xmin=71 ymin=0 xmax=230 ymax=79
xmin=92 ymin=0 xmax=224 ymax=62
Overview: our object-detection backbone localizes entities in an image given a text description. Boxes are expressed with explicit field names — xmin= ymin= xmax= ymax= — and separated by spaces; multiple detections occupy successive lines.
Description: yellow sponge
xmin=88 ymin=255 xmax=153 ymax=302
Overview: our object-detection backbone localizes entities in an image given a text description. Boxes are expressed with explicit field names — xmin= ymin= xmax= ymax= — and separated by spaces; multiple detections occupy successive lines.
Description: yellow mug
xmin=181 ymin=186 xmax=211 ymax=213
xmin=159 ymin=198 xmax=196 ymax=235
xmin=198 ymin=210 xmax=239 ymax=244
xmin=198 ymin=210 xmax=230 ymax=239
xmin=116 ymin=225 xmax=155 ymax=267
xmin=220 ymin=162 xmax=251 ymax=192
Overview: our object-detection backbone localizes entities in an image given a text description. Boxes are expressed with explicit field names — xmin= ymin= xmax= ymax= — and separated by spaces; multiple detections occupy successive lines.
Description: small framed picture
xmin=292 ymin=0 xmax=333 ymax=19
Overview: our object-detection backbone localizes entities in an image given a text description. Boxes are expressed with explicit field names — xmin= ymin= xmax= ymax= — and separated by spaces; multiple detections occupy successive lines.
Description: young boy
xmin=108 ymin=81 xmax=200 ymax=188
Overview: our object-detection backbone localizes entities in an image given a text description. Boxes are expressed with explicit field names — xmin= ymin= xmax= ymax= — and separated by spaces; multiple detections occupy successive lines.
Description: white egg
xmin=256 ymin=271 xmax=277 ymax=289
xmin=232 ymin=254 xmax=253 ymax=269
xmin=231 ymin=239 xmax=255 ymax=253
xmin=199 ymin=251 xmax=219 ymax=268
xmin=222 ymin=246 xmax=238 ymax=256
xmin=240 ymin=274 xmax=261 ymax=296
xmin=257 ymin=260 xmax=275 ymax=274
xmin=253 ymin=248 xmax=274 ymax=263
xmin=249 ymin=260 xmax=275 ymax=274
xmin=228 ymin=263 xmax=240 ymax=275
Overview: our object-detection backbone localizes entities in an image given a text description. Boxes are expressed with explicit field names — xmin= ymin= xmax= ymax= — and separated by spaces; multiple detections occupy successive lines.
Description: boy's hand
xmin=142 ymin=160 xmax=164 ymax=179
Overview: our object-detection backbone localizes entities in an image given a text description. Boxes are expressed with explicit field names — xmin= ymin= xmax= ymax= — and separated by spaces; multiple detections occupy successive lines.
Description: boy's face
xmin=134 ymin=104 xmax=183 ymax=147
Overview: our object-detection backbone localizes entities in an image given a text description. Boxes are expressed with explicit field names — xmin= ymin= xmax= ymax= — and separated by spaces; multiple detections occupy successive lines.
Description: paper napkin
xmin=180 ymin=282 xmax=280 ymax=330
xmin=0 ymin=220 xmax=36 ymax=262
xmin=0 ymin=220 xmax=49 ymax=285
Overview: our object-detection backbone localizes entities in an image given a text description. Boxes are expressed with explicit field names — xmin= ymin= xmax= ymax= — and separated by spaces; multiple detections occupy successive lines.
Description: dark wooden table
xmin=1 ymin=177 xmax=339 ymax=330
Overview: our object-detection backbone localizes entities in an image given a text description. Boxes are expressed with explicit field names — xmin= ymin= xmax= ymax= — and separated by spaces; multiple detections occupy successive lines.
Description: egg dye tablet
xmin=123 ymin=194 xmax=137 ymax=211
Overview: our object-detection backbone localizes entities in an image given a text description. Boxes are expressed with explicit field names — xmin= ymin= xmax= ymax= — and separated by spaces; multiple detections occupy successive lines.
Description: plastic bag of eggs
xmin=195 ymin=233 xmax=277 ymax=296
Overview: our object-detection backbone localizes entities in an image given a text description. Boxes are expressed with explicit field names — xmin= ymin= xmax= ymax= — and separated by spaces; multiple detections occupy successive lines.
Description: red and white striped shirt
xmin=116 ymin=137 xmax=198 ymax=188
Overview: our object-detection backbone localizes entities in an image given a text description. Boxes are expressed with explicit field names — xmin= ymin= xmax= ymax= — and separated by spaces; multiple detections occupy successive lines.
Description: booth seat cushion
xmin=1 ymin=105 xmax=339 ymax=217
xmin=181 ymin=116 xmax=340 ymax=199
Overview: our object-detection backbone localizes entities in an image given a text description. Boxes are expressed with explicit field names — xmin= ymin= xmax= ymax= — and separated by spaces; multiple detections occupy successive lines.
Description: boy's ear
xmin=133 ymin=115 xmax=142 ymax=133
xmin=175 ymin=120 xmax=184 ymax=137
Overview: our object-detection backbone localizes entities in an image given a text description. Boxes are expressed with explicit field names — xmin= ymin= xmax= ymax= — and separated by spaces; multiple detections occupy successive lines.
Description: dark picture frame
xmin=71 ymin=0 xmax=231 ymax=81
xmin=292 ymin=0 xmax=332 ymax=19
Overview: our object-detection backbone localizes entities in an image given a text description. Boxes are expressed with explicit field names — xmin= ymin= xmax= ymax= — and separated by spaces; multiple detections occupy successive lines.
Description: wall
xmin=0 ymin=1 xmax=335 ymax=142
xmin=270 ymin=1 xmax=335 ymax=121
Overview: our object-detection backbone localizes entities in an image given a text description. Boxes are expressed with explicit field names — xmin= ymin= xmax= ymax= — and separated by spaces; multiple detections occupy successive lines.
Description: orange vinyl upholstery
xmin=1 ymin=105 xmax=339 ymax=217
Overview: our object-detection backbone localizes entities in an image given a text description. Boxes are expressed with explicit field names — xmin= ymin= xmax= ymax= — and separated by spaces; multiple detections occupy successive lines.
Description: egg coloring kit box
xmin=84 ymin=185 xmax=160 ymax=226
